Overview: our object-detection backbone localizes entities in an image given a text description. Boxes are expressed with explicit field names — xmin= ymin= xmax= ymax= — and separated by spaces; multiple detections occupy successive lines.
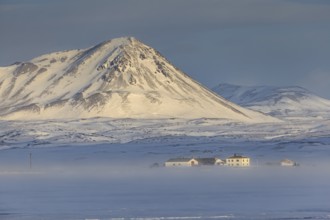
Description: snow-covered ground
xmin=1 ymin=117 xmax=330 ymax=219
xmin=1 ymin=117 xmax=330 ymax=153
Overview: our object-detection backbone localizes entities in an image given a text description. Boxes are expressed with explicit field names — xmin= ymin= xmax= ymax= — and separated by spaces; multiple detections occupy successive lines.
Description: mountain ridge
xmin=0 ymin=37 xmax=277 ymax=122
xmin=212 ymin=83 xmax=330 ymax=118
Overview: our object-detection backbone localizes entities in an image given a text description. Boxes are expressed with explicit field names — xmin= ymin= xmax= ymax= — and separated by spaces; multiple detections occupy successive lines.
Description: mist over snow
xmin=1 ymin=154 xmax=330 ymax=220
xmin=1 ymin=111 xmax=330 ymax=218
xmin=1 ymin=117 xmax=330 ymax=219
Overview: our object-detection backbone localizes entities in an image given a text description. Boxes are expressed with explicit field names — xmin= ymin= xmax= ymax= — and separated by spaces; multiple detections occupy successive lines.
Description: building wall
xmin=281 ymin=161 xmax=295 ymax=166
xmin=215 ymin=159 xmax=224 ymax=165
xmin=226 ymin=158 xmax=250 ymax=167
xmin=165 ymin=159 xmax=198 ymax=167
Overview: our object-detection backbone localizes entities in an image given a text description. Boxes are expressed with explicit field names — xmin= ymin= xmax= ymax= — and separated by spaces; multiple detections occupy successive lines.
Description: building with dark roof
xmin=196 ymin=157 xmax=225 ymax=166
xmin=226 ymin=154 xmax=250 ymax=167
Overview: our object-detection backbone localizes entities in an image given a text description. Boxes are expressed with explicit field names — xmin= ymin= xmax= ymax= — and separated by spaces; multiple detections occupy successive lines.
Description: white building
xmin=226 ymin=154 xmax=250 ymax=167
xmin=280 ymin=159 xmax=297 ymax=166
xmin=215 ymin=158 xmax=225 ymax=165
xmin=165 ymin=158 xmax=199 ymax=167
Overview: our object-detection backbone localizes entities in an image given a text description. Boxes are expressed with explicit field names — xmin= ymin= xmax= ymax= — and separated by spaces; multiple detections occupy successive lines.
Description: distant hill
xmin=212 ymin=83 xmax=330 ymax=118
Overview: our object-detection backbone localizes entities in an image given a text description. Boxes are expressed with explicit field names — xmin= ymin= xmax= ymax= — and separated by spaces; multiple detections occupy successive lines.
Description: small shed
xmin=165 ymin=158 xmax=199 ymax=167
xmin=215 ymin=158 xmax=225 ymax=165
xmin=280 ymin=159 xmax=297 ymax=166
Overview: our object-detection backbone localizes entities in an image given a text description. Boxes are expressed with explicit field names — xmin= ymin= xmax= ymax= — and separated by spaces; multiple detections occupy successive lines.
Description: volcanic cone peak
xmin=0 ymin=37 xmax=278 ymax=122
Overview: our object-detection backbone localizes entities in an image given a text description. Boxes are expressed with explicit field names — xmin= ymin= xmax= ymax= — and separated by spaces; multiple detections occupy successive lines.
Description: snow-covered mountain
xmin=0 ymin=37 xmax=276 ymax=122
xmin=213 ymin=83 xmax=330 ymax=117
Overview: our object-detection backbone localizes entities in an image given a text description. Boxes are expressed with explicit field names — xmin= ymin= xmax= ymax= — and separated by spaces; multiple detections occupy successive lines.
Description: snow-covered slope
xmin=0 ymin=37 xmax=276 ymax=122
xmin=213 ymin=83 xmax=330 ymax=117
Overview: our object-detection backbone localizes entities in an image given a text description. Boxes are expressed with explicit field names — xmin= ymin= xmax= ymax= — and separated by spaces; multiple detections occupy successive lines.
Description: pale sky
xmin=1 ymin=0 xmax=330 ymax=98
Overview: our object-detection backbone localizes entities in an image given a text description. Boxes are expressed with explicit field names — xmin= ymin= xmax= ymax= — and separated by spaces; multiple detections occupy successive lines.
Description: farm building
xmin=280 ymin=159 xmax=297 ymax=166
xmin=196 ymin=158 xmax=217 ymax=165
xmin=195 ymin=157 xmax=225 ymax=165
xmin=215 ymin=158 xmax=225 ymax=165
xmin=226 ymin=154 xmax=250 ymax=167
xmin=165 ymin=158 xmax=199 ymax=167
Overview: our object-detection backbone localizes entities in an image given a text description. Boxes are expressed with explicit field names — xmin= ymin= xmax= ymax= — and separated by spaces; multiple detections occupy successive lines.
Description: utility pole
xmin=29 ymin=152 xmax=32 ymax=169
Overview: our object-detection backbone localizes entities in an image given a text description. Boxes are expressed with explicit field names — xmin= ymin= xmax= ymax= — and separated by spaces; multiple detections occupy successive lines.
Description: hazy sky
xmin=1 ymin=0 xmax=330 ymax=98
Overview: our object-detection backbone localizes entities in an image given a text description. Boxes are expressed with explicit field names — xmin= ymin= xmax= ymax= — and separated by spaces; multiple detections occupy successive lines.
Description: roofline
xmin=166 ymin=158 xmax=197 ymax=162
xmin=227 ymin=156 xmax=249 ymax=159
